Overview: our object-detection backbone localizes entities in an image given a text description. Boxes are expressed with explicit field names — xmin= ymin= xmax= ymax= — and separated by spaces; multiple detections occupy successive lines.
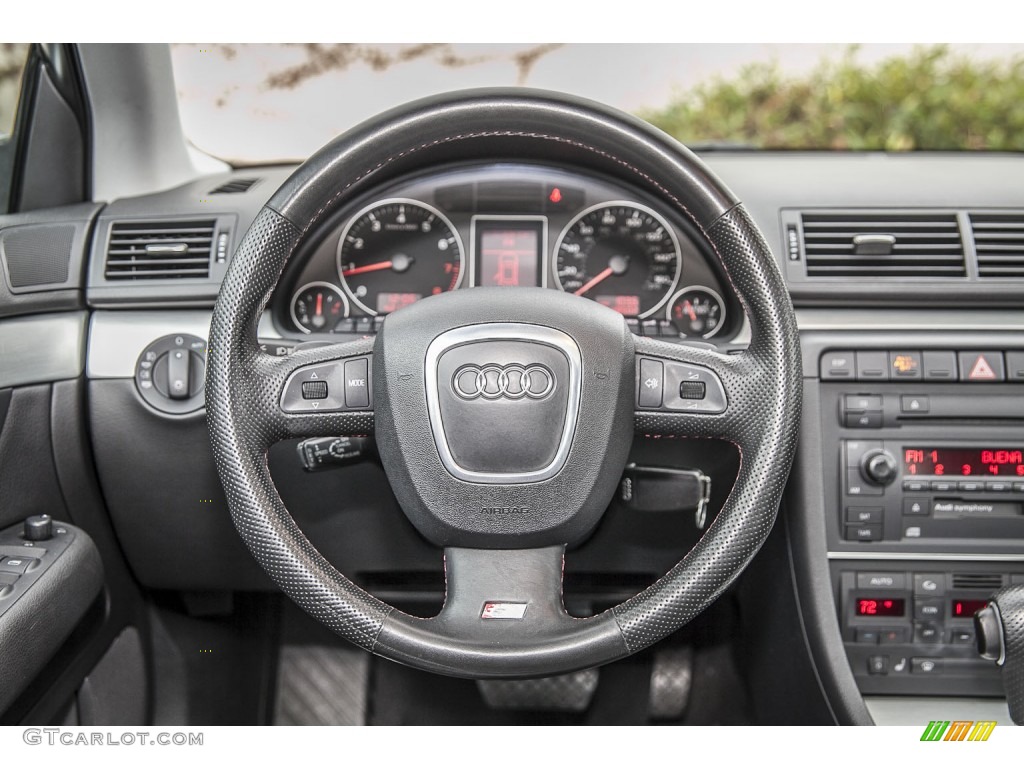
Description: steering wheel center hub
xmin=426 ymin=323 xmax=580 ymax=483
xmin=373 ymin=286 xmax=635 ymax=548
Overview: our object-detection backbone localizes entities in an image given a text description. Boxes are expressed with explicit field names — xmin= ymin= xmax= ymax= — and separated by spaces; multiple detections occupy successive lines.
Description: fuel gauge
xmin=290 ymin=282 xmax=349 ymax=333
xmin=666 ymin=286 xmax=726 ymax=339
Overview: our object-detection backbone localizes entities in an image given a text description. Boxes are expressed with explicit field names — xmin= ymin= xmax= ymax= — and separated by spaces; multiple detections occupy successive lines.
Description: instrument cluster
xmin=274 ymin=163 xmax=738 ymax=342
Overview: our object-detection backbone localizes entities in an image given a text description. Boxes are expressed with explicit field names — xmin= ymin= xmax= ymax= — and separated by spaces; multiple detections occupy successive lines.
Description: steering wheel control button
xmin=959 ymin=351 xmax=1005 ymax=382
xmin=281 ymin=358 xmax=373 ymax=413
xmin=638 ymin=358 xmax=664 ymax=408
xmin=344 ymin=359 xmax=370 ymax=408
xmin=135 ymin=333 xmax=207 ymax=415
xmin=427 ymin=325 xmax=579 ymax=483
xmin=633 ymin=359 xmax=727 ymax=414
xmin=678 ymin=380 xmax=706 ymax=400
xmin=301 ymin=380 xmax=328 ymax=400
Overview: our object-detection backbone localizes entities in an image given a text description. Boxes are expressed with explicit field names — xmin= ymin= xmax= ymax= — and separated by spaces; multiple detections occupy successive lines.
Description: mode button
xmin=344 ymin=358 xmax=370 ymax=409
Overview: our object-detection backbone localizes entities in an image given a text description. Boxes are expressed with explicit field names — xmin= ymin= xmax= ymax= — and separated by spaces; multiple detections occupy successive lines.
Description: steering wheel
xmin=206 ymin=89 xmax=802 ymax=678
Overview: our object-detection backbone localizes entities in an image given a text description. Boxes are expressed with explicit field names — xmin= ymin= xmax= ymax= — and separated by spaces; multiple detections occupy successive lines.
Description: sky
xmin=170 ymin=43 xmax=1024 ymax=162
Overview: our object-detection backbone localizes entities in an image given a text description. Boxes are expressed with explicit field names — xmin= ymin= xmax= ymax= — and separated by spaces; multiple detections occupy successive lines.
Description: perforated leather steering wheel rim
xmin=206 ymin=88 xmax=802 ymax=678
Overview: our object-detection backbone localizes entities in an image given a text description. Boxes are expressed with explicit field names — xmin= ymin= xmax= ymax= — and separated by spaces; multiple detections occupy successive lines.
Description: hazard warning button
xmin=957 ymin=351 xmax=1005 ymax=382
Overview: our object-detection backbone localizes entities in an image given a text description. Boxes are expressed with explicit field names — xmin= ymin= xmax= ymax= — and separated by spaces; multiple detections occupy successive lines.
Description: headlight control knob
xmin=860 ymin=449 xmax=898 ymax=486
xmin=135 ymin=334 xmax=207 ymax=415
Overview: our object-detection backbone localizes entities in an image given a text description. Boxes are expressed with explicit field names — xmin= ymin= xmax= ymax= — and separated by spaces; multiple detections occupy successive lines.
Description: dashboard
xmin=8 ymin=140 xmax=1024 ymax=724
xmin=271 ymin=163 xmax=741 ymax=343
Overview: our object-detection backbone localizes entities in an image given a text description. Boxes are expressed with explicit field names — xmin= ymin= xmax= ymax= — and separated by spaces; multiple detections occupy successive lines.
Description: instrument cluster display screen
xmin=475 ymin=218 xmax=543 ymax=288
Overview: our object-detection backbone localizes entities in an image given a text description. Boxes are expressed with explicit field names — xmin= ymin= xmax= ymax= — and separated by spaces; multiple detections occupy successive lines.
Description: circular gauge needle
xmin=573 ymin=254 xmax=629 ymax=296
xmin=342 ymin=253 xmax=414 ymax=277
xmin=682 ymin=300 xmax=697 ymax=322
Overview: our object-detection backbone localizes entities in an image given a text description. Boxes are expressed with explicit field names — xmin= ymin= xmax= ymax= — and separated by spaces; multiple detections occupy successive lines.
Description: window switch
xmin=0 ymin=556 xmax=38 ymax=575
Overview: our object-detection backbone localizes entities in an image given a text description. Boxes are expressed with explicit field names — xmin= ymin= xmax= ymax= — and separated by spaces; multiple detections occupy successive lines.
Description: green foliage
xmin=640 ymin=46 xmax=1024 ymax=151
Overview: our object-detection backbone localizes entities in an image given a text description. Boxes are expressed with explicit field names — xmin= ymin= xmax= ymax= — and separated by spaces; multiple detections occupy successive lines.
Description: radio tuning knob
xmin=861 ymin=449 xmax=898 ymax=486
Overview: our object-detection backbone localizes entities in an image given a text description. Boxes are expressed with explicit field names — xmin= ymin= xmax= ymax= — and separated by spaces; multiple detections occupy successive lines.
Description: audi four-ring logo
xmin=452 ymin=363 xmax=555 ymax=400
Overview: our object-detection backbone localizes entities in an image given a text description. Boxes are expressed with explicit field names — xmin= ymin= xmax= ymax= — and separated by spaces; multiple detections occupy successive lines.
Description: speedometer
xmin=553 ymin=201 xmax=681 ymax=318
xmin=337 ymin=198 xmax=465 ymax=316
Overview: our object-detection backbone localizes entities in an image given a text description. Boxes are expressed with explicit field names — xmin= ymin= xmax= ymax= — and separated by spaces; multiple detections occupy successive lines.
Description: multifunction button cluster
xmin=822 ymin=349 xmax=1024 ymax=382
xmin=635 ymin=357 xmax=726 ymax=413
xmin=281 ymin=356 xmax=372 ymax=413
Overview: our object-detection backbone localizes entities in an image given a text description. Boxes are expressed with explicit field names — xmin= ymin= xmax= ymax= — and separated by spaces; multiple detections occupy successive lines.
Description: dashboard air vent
xmin=951 ymin=573 xmax=1004 ymax=591
xmin=969 ymin=213 xmax=1024 ymax=277
xmin=801 ymin=212 xmax=965 ymax=278
xmin=209 ymin=178 xmax=260 ymax=195
xmin=104 ymin=220 xmax=215 ymax=280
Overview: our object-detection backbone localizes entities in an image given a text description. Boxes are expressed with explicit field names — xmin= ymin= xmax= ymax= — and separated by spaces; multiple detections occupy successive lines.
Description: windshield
xmin=170 ymin=43 xmax=1024 ymax=164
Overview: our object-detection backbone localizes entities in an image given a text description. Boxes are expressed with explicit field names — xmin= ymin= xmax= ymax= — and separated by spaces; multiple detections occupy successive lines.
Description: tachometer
xmin=553 ymin=201 xmax=681 ymax=318
xmin=290 ymin=282 xmax=349 ymax=334
xmin=337 ymin=198 xmax=464 ymax=316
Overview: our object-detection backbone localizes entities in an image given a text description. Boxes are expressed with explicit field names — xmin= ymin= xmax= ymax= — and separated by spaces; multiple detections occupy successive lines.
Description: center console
xmin=798 ymin=322 xmax=1024 ymax=709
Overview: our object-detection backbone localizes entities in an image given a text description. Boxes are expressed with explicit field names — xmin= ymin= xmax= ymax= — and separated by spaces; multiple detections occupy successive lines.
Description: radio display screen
xmin=903 ymin=447 xmax=1024 ymax=477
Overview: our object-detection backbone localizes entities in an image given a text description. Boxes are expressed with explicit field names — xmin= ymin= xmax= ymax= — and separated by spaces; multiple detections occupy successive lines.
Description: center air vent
xmin=951 ymin=573 xmax=1004 ymax=591
xmin=969 ymin=213 xmax=1024 ymax=277
xmin=104 ymin=220 xmax=215 ymax=280
xmin=801 ymin=212 xmax=965 ymax=278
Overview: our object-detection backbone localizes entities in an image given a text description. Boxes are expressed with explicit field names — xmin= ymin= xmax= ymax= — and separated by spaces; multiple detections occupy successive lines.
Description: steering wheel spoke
xmin=240 ymin=338 xmax=376 ymax=445
xmin=632 ymin=333 xmax=762 ymax=447
xmin=373 ymin=546 xmax=627 ymax=678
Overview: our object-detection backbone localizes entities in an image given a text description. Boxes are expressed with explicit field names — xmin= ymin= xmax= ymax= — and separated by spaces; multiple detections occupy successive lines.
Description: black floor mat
xmin=368 ymin=655 xmax=654 ymax=725
xmin=366 ymin=643 xmax=751 ymax=726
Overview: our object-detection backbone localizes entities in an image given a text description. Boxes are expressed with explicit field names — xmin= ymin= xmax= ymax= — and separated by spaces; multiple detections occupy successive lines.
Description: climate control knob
xmin=860 ymin=449 xmax=898 ymax=486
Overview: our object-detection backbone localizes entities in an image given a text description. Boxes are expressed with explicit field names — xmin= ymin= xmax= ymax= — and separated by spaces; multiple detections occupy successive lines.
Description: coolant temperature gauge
xmin=666 ymin=286 xmax=726 ymax=339
xmin=290 ymin=282 xmax=349 ymax=333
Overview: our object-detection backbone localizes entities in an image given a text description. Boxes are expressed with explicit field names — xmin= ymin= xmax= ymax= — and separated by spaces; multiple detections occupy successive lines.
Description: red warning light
xmin=549 ymin=187 xmax=563 ymax=204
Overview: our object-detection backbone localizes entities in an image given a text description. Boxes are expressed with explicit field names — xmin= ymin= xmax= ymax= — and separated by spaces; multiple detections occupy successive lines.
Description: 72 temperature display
xmin=855 ymin=598 xmax=905 ymax=617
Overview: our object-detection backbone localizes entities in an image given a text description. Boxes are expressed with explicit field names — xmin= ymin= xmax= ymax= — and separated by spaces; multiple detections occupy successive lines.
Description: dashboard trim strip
xmin=0 ymin=312 xmax=86 ymax=388
xmin=828 ymin=551 xmax=1024 ymax=561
